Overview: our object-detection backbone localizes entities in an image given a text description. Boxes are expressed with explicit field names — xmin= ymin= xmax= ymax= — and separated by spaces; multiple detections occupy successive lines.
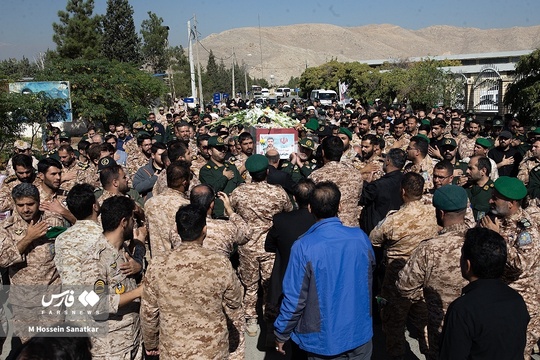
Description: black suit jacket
xmin=359 ymin=169 xmax=404 ymax=235
xmin=267 ymin=165 xmax=296 ymax=194
xmin=265 ymin=207 xmax=316 ymax=307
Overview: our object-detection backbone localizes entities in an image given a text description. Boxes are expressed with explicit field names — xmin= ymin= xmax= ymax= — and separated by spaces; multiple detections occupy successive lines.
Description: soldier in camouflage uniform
xmin=457 ymin=119 xmax=481 ymax=160
xmin=230 ymin=155 xmax=293 ymax=337
xmin=353 ymin=134 xmax=385 ymax=183
xmin=479 ymin=177 xmax=540 ymax=359
xmin=81 ymin=196 xmax=144 ymax=360
xmin=397 ymin=185 xmax=469 ymax=359
xmin=231 ymin=132 xmax=254 ymax=182
xmin=54 ymin=184 xmax=103 ymax=286
xmin=337 ymin=127 xmax=358 ymax=162
xmin=384 ymin=118 xmax=411 ymax=153
xmin=5 ymin=140 xmax=39 ymax=176
xmin=57 ymin=145 xmax=93 ymax=191
xmin=0 ymin=183 xmax=64 ymax=344
xmin=141 ymin=204 xmax=243 ymax=360
xmin=309 ymin=136 xmax=363 ymax=227
xmin=281 ymin=137 xmax=318 ymax=183
xmin=0 ymin=154 xmax=36 ymax=213
xmin=126 ymin=133 xmax=153 ymax=181
xmin=404 ymin=136 xmax=435 ymax=193
xmin=370 ymin=172 xmax=439 ymax=359
xmin=145 ymin=161 xmax=191 ymax=259
xmin=190 ymin=184 xmax=250 ymax=360
xmin=199 ymin=136 xmax=244 ymax=218
xmin=518 ymin=137 xmax=540 ymax=186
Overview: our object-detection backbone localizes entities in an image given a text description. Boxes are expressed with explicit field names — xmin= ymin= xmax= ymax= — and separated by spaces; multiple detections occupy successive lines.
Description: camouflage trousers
xmin=238 ymin=249 xmax=275 ymax=320
xmin=93 ymin=342 xmax=142 ymax=360
xmin=226 ymin=304 xmax=245 ymax=360
xmin=525 ymin=311 xmax=540 ymax=359
xmin=380 ymin=267 xmax=428 ymax=358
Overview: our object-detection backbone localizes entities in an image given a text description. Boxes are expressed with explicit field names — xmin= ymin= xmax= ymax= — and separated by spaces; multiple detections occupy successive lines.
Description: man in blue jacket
xmin=274 ymin=181 xmax=375 ymax=359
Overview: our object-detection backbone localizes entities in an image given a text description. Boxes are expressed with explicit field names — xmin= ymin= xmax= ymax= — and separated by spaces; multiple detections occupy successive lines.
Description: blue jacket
xmin=274 ymin=217 xmax=375 ymax=356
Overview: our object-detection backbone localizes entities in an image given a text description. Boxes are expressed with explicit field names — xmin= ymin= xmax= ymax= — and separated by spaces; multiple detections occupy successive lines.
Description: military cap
xmin=145 ymin=122 xmax=155 ymax=132
xmin=208 ymin=136 xmax=226 ymax=147
xmin=305 ymin=118 xmax=320 ymax=131
xmin=298 ymin=138 xmax=315 ymax=151
xmin=416 ymin=133 xmax=430 ymax=144
xmin=441 ymin=138 xmax=457 ymax=148
xmin=245 ymin=154 xmax=268 ymax=173
xmin=421 ymin=119 xmax=431 ymax=126
xmin=493 ymin=118 xmax=504 ymax=127
xmin=475 ymin=137 xmax=492 ymax=149
xmin=465 ymin=117 xmax=473 ymax=124
xmin=158 ymin=106 xmax=164 ymax=110
xmin=494 ymin=176 xmax=527 ymax=201
xmin=14 ymin=140 xmax=31 ymax=150
xmin=97 ymin=156 xmax=118 ymax=172
xmin=59 ymin=131 xmax=71 ymax=140
xmin=339 ymin=127 xmax=353 ymax=140
xmin=316 ymin=125 xmax=333 ymax=138
xmin=484 ymin=117 xmax=493 ymax=123
xmin=132 ymin=121 xmax=144 ymax=130
xmin=532 ymin=127 xmax=540 ymax=136
xmin=433 ymin=185 xmax=468 ymax=211
xmin=135 ymin=130 xmax=151 ymax=138
xmin=498 ymin=130 xmax=513 ymax=139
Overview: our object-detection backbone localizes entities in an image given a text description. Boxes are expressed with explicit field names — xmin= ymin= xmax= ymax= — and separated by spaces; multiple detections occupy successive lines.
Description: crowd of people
xmin=0 ymin=95 xmax=540 ymax=360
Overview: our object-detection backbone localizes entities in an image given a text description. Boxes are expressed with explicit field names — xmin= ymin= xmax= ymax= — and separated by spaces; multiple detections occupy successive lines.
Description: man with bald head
xmin=266 ymin=149 xmax=295 ymax=195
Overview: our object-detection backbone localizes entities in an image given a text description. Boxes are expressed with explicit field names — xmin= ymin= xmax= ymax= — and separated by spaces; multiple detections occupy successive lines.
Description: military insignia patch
xmin=110 ymin=262 xmax=117 ymax=269
xmin=306 ymin=140 xmax=313 ymax=147
xmin=517 ymin=231 xmax=532 ymax=247
xmin=206 ymin=165 xmax=211 ymax=169
xmin=214 ymin=166 xmax=218 ymax=170
xmin=115 ymin=283 xmax=125 ymax=295
xmin=94 ymin=280 xmax=106 ymax=295
xmin=100 ymin=158 xmax=110 ymax=167
xmin=49 ymin=243 xmax=55 ymax=257
xmin=217 ymin=137 xmax=224 ymax=144
xmin=483 ymin=185 xmax=489 ymax=191
xmin=14 ymin=229 xmax=24 ymax=235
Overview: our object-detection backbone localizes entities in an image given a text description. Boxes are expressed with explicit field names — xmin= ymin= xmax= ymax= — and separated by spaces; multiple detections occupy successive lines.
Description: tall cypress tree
xmin=140 ymin=12 xmax=169 ymax=74
xmin=102 ymin=0 xmax=141 ymax=64
xmin=52 ymin=0 xmax=103 ymax=60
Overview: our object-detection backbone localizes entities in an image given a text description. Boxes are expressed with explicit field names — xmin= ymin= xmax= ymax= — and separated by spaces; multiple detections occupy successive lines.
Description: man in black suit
xmin=265 ymin=178 xmax=317 ymax=357
xmin=266 ymin=149 xmax=296 ymax=195
xmin=359 ymin=148 xmax=406 ymax=235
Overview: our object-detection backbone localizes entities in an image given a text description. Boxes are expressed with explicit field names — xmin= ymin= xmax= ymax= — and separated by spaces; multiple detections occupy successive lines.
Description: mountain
xmin=198 ymin=23 xmax=540 ymax=85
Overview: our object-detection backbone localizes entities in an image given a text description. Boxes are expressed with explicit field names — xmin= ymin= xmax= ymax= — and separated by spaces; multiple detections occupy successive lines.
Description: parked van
xmin=276 ymin=87 xmax=291 ymax=98
xmin=310 ymin=89 xmax=338 ymax=105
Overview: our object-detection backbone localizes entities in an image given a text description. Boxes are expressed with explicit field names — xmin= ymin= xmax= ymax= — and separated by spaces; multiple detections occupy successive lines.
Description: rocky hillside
xmin=198 ymin=23 xmax=540 ymax=84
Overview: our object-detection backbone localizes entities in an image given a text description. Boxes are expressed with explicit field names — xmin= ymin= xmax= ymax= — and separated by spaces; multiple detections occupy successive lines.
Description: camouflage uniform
xmin=517 ymin=156 xmax=540 ymax=185
xmin=126 ymin=150 xmax=150 ymax=181
xmin=81 ymin=235 xmax=142 ymax=359
xmin=54 ymin=219 xmax=103 ymax=285
xmin=151 ymin=169 xmax=200 ymax=198
xmin=0 ymin=175 xmax=22 ymax=212
xmin=341 ymin=146 xmax=358 ymax=163
xmin=0 ymin=211 xmax=64 ymax=342
xmin=309 ymin=161 xmax=363 ymax=227
xmin=140 ymin=242 xmax=243 ymax=360
xmin=191 ymin=155 xmax=208 ymax=180
xmin=370 ymin=200 xmax=439 ymax=358
xmin=457 ymin=135 xmax=478 ymax=160
xmin=404 ymin=155 xmax=435 ymax=192
xmin=60 ymin=160 xmax=94 ymax=191
xmin=397 ymin=223 xmax=469 ymax=360
xmin=230 ymin=181 xmax=293 ymax=321
xmin=422 ymin=191 xmax=476 ymax=228
xmin=498 ymin=208 xmax=540 ymax=358
xmin=123 ymin=138 xmax=139 ymax=156
xmin=231 ymin=153 xmax=251 ymax=182
xmin=144 ymin=187 xmax=190 ymax=259
xmin=384 ymin=133 xmax=411 ymax=153
xmin=352 ymin=155 xmax=385 ymax=182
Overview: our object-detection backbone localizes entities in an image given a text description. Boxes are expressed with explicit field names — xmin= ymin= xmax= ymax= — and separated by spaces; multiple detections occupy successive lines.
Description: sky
xmin=1 ymin=0 xmax=539 ymax=61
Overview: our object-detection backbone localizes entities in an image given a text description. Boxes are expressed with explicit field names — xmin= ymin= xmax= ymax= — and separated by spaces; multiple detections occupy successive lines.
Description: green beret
xmin=97 ymin=156 xmax=118 ymax=172
xmin=494 ymin=176 xmax=527 ymax=201
xmin=208 ymin=136 xmax=226 ymax=147
xmin=441 ymin=138 xmax=457 ymax=148
xmin=416 ymin=133 xmax=430 ymax=144
xmin=475 ymin=138 xmax=492 ymax=149
xmin=135 ymin=131 xmax=151 ymax=138
xmin=433 ymin=185 xmax=468 ymax=211
xmin=339 ymin=127 xmax=353 ymax=140
xmin=421 ymin=119 xmax=431 ymax=126
xmin=245 ymin=154 xmax=268 ymax=173
xmin=533 ymin=127 xmax=540 ymax=136
xmin=298 ymin=138 xmax=315 ymax=150
xmin=305 ymin=118 xmax=319 ymax=131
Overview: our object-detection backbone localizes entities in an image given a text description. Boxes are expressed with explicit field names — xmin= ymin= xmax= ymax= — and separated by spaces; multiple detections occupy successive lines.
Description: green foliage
xmin=37 ymin=58 xmax=166 ymax=125
xmin=102 ymin=0 xmax=141 ymax=64
xmin=0 ymin=58 xmax=39 ymax=80
xmin=168 ymin=46 xmax=191 ymax=99
xmin=140 ymin=12 xmax=169 ymax=73
xmin=0 ymin=88 xmax=65 ymax=153
xmin=286 ymin=76 xmax=301 ymax=90
xmin=52 ymin=0 xmax=103 ymax=60
xmin=504 ymin=48 xmax=540 ymax=125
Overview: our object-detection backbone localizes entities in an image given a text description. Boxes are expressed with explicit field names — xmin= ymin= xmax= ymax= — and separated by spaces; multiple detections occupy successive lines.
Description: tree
xmin=38 ymin=58 xmax=166 ymax=125
xmin=140 ymin=12 xmax=169 ymax=73
xmin=102 ymin=0 xmax=141 ymax=64
xmin=168 ymin=45 xmax=190 ymax=99
xmin=52 ymin=0 xmax=103 ymax=60
xmin=504 ymin=48 xmax=540 ymax=125
xmin=0 ymin=58 xmax=39 ymax=80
